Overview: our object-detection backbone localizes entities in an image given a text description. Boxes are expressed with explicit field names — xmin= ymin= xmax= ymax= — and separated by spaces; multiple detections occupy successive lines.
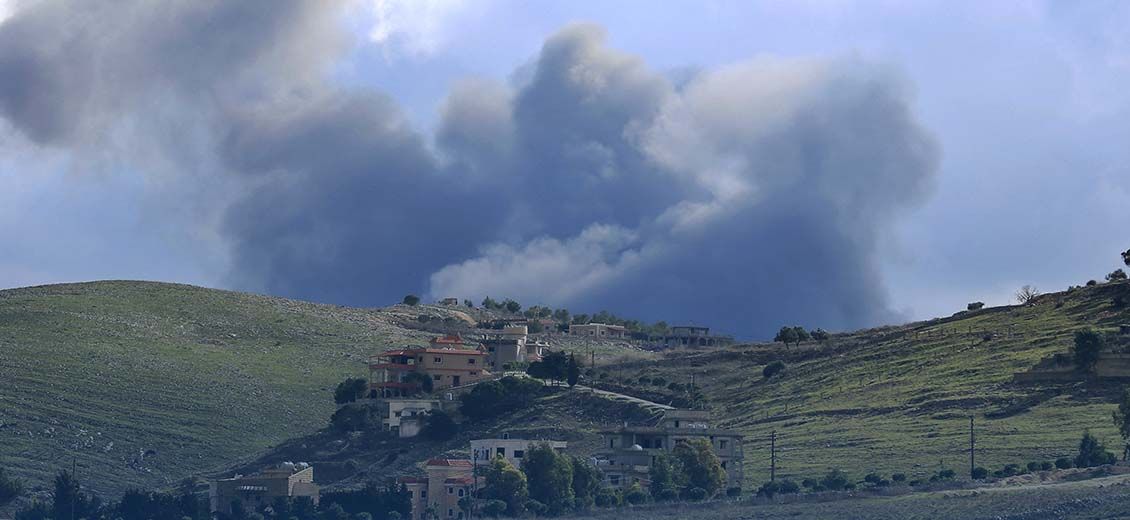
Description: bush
xmin=402 ymin=294 xmax=420 ymax=306
xmin=1040 ymin=461 xmax=1054 ymax=471
xmin=656 ymin=488 xmax=678 ymax=502
xmin=594 ymin=490 xmax=618 ymax=508
xmin=930 ymin=469 xmax=956 ymax=482
xmin=891 ymin=473 xmax=907 ymax=483
xmin=1107 ymin=269 xmax=1128 ymax=282
xmin=330 ymin=403 xmax=375 ymax=432
xmin=1087 ymin=280 xmax=1098 ymax=286
xmin=1073 ymin=329 xmax=1104 ymax=372
xmin=523 ymin=499 xmax=547 ymax=516
xmin=480 ymin=499 xmax=507 ymax=517
xmin=971 ymin=467 xmax=988 ymax=480
xmin=420 ymin=410 xmax=458 ymax=441
xmin=685 ymin=487 xmax=708 ymax=501
xmin=1075 ymin=430 xmax=1117 ymax=468
xmin=967 ymin=302 xmax=985 ymax=311
xmin=652 ymin=377 xmax=666 ymax=386
xmin=623 ymin=484 xmax=649 ymax=505
xmin=779 ymin=480 xmax=800 ymax=494
xmin=0 ymin=468 xmax=23 ymax=507
xmin=1027 ymin=461 xmax=1041 ymax=472
xmin=819 ymin=469 xmax=851 ymax=491
xmin=334 ymin=377 xmax=369 ymax=405
xmin=763 ymin=360 xmax=786 ymax=378
xmin=726 ymin=487 xmax=742 ymax=498
xmin=1055 ymin=457 xmax=1073 ymax=469
xmin=811 ymin=328 xmax=831 ymax=342
xmin=863 ymin=473 xmax=882 ymax=485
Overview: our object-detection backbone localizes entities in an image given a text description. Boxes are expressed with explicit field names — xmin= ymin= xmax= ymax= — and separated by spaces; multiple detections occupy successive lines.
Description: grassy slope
xmin=606 ymin=281 xmax=1130 ymax=488
xmin=0 ymin=281 xmax=454 ymax=496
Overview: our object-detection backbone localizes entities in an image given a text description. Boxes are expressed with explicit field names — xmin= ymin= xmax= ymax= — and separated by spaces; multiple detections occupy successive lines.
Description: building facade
xmin=471 ymin=437 xmax=568 ymax=470
xmin=376 ymin=398 xmax=442 ymax=437
xmin=593 ymin=410 xmax=743 ymax=493
xmin=210 ymin=464 xmax=319 ymax=515
xmin=400 ymin=459 xmax=473 ymax=520
xmin=646 ymin=326 xmax=734 ymax=349
xmin=369 ymin=336 xmax=492 ymax=397
xmin=569 ymin=323 xmax=629 ymax=339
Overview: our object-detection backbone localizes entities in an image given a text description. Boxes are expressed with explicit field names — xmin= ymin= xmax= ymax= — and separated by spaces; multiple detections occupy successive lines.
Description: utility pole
xmin=470 ymin=444 xmax=478 ymax=520
xmin=969 ymin=415 xmax=975 ymax=478
xmin=770 ymin=430 xmax=777 ymax=482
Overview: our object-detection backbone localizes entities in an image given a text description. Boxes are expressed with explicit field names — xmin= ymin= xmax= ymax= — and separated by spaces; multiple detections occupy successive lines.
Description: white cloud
xmin=366 ymin=0 xmax=478 ymax=60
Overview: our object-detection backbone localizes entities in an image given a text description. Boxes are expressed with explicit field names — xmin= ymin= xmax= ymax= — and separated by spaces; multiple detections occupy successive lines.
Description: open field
xmin=599 ymin=281 xmax=1130 ymax=489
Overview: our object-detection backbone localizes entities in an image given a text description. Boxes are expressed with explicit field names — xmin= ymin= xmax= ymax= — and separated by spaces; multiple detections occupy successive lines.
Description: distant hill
xmin=0 ymin=281 xmax=488 ymax=496
xmin=599 ymin=280 xmax=1130 ymax=487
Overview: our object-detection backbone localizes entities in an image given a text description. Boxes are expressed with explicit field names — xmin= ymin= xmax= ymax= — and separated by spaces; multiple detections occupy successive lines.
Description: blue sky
xmin=0 ymin=1 xmax=1127 ymax=336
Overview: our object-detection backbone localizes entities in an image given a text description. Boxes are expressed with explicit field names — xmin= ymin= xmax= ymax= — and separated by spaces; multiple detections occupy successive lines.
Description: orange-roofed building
xmin=369 ymin=340 xmax=491 ymax=397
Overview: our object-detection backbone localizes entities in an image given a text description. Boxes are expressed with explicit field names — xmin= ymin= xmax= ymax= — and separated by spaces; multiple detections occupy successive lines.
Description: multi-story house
xmin=593 ymin=410 xmax=743 ymax=492
xmin=369 ymin=336 xmax=491 ymax=397
xmin=471 ymin=436 xmax=568 ymax=470
xmin=210 ymin=463 xmax=319 ymax=515
xmin=400 ymin=459 xmax=473 ymax=520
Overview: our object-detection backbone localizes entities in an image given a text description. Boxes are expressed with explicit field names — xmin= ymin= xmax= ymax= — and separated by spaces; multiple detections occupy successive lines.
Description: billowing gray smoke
xmin=0 ymin=3 xmax=938 ymax=338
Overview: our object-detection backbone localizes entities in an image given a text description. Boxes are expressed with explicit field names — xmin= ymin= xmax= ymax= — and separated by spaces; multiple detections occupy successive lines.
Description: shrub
xmin=971 ymin=467 xmax=988 ymax=480
xmin=1087 ymin=280 xmax=1098 ymax=286
xmin=819 ymin=469 xmax=850 ymax=491
xmin=594 ymin=490 xmax=619 ymax=508
xmin=420 ymin=410 xmax=458 ymax=441
xmin=685 ymin=487 xmax=708 ymax=501
xmin=656 ymin=488 xmax=678 ymax=502
xmin=1026 ymin=461 xmax=1041 ymax=472
xmin=523 ymin=499 xmax=547 ymax=516
xmin=330 ymin=403 xmax=375 ymax=432
xmin=481 ymin=499 xmax=507 ymax=518
xmin=402 ymin=294 xmax=420 ymax=306
xmin=334 ymin=377 xmax=369 ymax=405
xmin=763 ymin=360 xmax=786 ymax=378
xmin=811 ymin=328 xmax=831 ymax=342
xmin=1040 ymin=461 xmax=1054 ymax=471
xmin=1075 ymin=431 xmax=1117 ymax=468
xmin=891 ymin=473 xmax=907 ymax=483
xmin=779 ymin=480 xmax=800 ymax=494
xmin=726 ymin=487 xmax=742 ymax=498
xmin=652 ymin=377 xmax=666 ymax=386
xmin=623 ymin=484 xmax=649 ymax=505
xmin=929 ymin=469 xmax=956 ymax=482
xmin=1073 ymin=330 xmax=1104 ymax=372
xmin=0 ymin=468 xmax=23 ymax=507
xmin=967 ymin=302 xmax=985 ymax=311
xmin=801 ymin=478 xmax=818 ymax=489
xmin=1055 ymin=457 xmax=1073 ymax=469
xmin=1107 ymin=269 xmax=1128 ymax=282
xmin=863 ymin=473 xmax=882 ymax=485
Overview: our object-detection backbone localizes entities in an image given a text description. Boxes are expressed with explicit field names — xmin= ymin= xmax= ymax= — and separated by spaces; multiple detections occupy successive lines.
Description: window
xmin=610 ymin=475 xmax=621 ymax=486
xmin=468 ymin=358 xmax=476 ymax=365
xmin=421 ymin=490 xmax=427 ymax=498
xmin=496 ymin=447 xmax=505 ymax=457
xmin=721 ymin=461 xmax=728 ymax=469
xmin=719 ymin=440 xmax=728 ymax=450
xmin=434 ymin=357 xmax=443 ymax=363
xmin=458 ymin=488 xmax=465 ymax=497
xmin=433 ymin=375 xmax=442 ymax=381
xmin=514 ymin=450 xmax=524 ymax=459
xmin=447 ymin=487 xmax=454 ymax=495
xmin=447 ymin=508 xmax=454 ymax=517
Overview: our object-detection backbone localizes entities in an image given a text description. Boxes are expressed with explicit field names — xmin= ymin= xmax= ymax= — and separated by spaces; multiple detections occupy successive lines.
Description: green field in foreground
xmin=604 ymin=281 xmax=1130 ymax=488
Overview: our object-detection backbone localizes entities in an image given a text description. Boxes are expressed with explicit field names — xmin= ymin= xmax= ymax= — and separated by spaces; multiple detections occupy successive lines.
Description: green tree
xmin=402 ymin=294 xmax=420 ymax=306
xmin=482 ymin=296 xmax=499 ymax=310
xmin=1073 ymin=329 xmax=1104 ymax=372
xmin=648 ymin=452 xmax=681 ymax=501
xmin=482 ymin=457 xmax=528 ymax=517
xmin=762 ymin=360 xmax=786 ymax=378
xmin=1114 ymin=388 xmax=1130 ymax=460
xmin=566 ymin=353 xmax=581 ymax=387
xmin=672 ymin=438 xmax=725 ymax=498
xmin=0 ymin=468 xmax=23 ymax=507
xmin=1075 ymin=430 xmax=1116 ymax=468
xmin=334 ymin=377 xmax=368 ymax=405
xmin=570 ymin=457 xmax=602 ymax=510
xmin=51 ymin=471 xmax=100 ymax=520
xmin=967 ymin=302 xmax=985 ymax=311
xmin=503 ymin=299 xmax=521 ymax=314
xmin=811 ymin=328 xmax=831 ymax=342
xmin=1123 ymin=248 xmax=1130 ymax=267
xmin=818 ymin=469 xmax=851 ymax=491
xmin=464 ymin=299 xmax=474 ymax=308
xmin=402 ymin=371 xmax=434 ymax=395
xmin=774 ymin=326 xmax=799 ymax=347
xmin=530 ymin=351 xmax=568 ymax=384
xmin=792 ymin=326 xmax=810 ymax=343
xmin=420 ymin=410 xmax=458 ymax=441
xmin=521 ymin=443 xmax=574 ymax=515
xmin=1108 ymin=269 xmax=1128 ymax=282
xmin=552 ymin=309 xmax=571 ymax=324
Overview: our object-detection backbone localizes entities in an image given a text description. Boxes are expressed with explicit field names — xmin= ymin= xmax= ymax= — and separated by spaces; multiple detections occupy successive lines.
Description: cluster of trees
xmin=480 ymin=297 xmax=523 ymax=314
xmin=459 ymin=376 xmax=545 ymax=421
xmin=401 ymin=294 xmax=420 ymax=306
xmin=1072 ymin=329 xmax=1105 ymax=373
xmin=773 ymin=326 xmax=829 ymax=347
xmin=334 ymin=378 xmax=369 ymax=405
xmin=0 ymin=468 xmax=22 ymax=508
xmin=9 ymin=471 xmax=409 ymax=520
xmin=526 ymin=352 xmax=581 ymax=387
xmin=477 ymin=439 xmax=726 ymax=518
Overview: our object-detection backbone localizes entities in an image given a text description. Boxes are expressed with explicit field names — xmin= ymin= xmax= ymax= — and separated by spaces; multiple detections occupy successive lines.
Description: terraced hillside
xmin=603 ymin=281 xmax=1130 ymax=489
xmin=0 ymin=281 xmax=503 ymax=496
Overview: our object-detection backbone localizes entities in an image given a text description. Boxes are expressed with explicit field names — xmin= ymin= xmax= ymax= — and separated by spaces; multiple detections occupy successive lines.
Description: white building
xmin=471 ymin=437 xmax=568 ymax=469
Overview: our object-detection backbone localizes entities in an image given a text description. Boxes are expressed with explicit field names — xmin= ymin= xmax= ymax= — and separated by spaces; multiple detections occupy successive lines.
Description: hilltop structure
xmin=471 ymin=436 xmax=568 ymax=469
xmin=569 ymin=322 xmax=629 ymax=339
xmin=594 ymin=409 xmax=743 ymax=492
xmin=645 ymin=326 xmax=733 ymax=349
xmin=210 ymin=463 xmax=319 ymax=515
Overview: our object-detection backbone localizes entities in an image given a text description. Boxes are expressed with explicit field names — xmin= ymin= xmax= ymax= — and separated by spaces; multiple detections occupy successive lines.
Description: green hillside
xmin=601 ymin=281 xmax=1130 ymax=488
xmin=0 ymin=281 xmax=458 ymax=496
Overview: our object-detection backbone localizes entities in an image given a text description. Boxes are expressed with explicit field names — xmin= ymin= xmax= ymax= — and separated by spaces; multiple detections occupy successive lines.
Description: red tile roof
xmin=427 ymin=459 xmax=473 ymax=467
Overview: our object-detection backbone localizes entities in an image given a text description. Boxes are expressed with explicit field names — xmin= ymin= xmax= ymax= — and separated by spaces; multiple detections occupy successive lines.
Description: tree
xmin=1108 ymin=269 xmax=1128 ymax=282
xmin=566 ymin=354 xmax=581 ymax=388
xmin=570 ymin=457 xmax=601 ymax=510
xmin=1016 ymin=285 xmax=1040 ymax=304
xmin=1075 ymin=430 xmax=1116 ymax=468
xmin=1123 ymin=249 xmax=1130 ymax=267
xmin=818 ymin=469 xmax=851 ymax=491
xmin=402 ymin=371 xmax=434 ymax=395
xmin=0 ymin=468 xmax=23 ymax=507
xmin=811 ymin=328 xmax=830 ymax=342
xmin=1072 ymin=329 xmax=1104 ymax=373
xmin=774 ymin=326 xmax=799 ymax=347
xmin=648 ymin=453 xmax=681 ymax=501
xmin=672 ymin=438 xmax=725 ymax=498
xmin=402 ymin=294 xmax=420 ymax=306
xmin=51 ymin=471 xmax=100 ymax=520
xmin=330 ymin=403 xmax=376 ymax=432
xmin=622 ymin=483 xmax=649 ymax=505
xmin=762 ymin=360 xmax=786 ymax=378
xmin=792 ymin=326 xmax=810 ymax=343
xmin=482 ymin=297 xmax=500 ymax=310
xmin=521 ymin=443 xmax=574 ymax=515
xmin=334 ymin=377 xmax=368 ymax=405
xmin=503 ymin=299 xmax=521 ymax=314
xmin=552 ymin=309 xmax=571 ymax=324
xmin=529 ymin=351 xmax=568 ymax=384
xmin=1113 ymin=388 xmax=1130 ymax=460
xmin=464 ymin=299 xmax=474 ymax=308
xmin=967 ymin=302 xmax=985 ymax=311
xmin=420 ymin=410 xmax=458 ymax=441
xmin=482 ymin=457 xmax=527 ymax=517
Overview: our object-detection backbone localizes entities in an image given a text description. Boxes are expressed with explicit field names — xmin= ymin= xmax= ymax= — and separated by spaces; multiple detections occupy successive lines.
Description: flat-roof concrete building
xmin=210 ymin=464 xmax=319 ymax=515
